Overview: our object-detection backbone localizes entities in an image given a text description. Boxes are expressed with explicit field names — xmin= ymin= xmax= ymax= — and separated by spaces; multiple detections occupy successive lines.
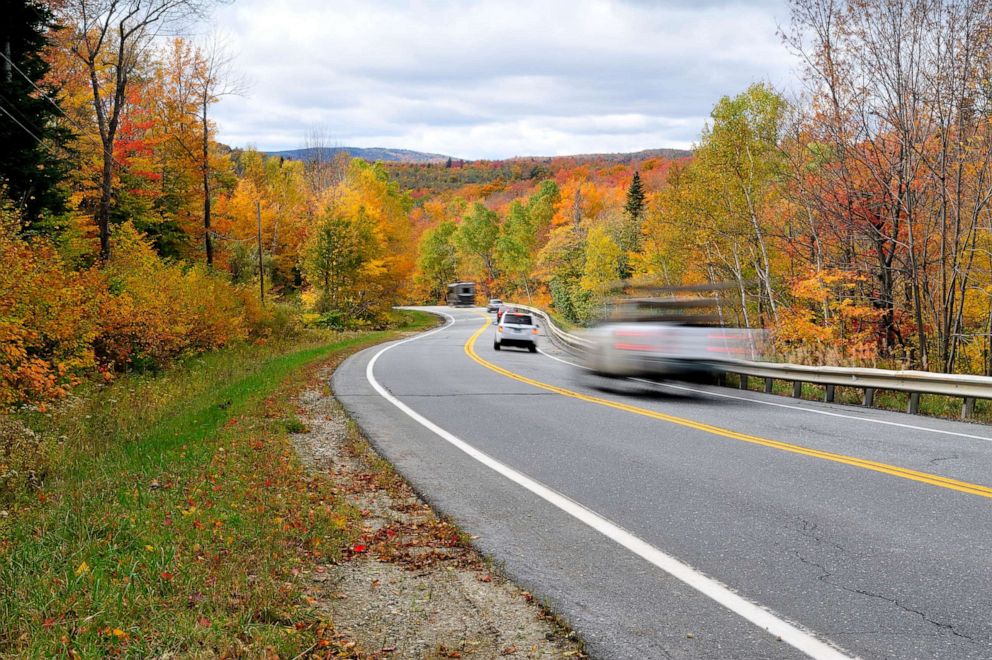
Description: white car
xmin=579 ymin=297 xmax=760 ymax=381
xmin=486 ymin=298 xmax=503 ymax=312
xmin=494 ymin=312 xmax=539 ymax=352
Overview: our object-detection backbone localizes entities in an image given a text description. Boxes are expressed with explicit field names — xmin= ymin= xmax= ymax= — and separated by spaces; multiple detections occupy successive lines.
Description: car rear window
xmin=504 ymin=314 xmax=532 ymax=325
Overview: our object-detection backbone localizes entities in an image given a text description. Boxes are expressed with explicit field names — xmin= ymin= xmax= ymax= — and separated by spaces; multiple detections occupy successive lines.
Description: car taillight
xmin=531 ymin=328 xmax=539 ymax=335
xmin=614 ymin=342 xmax=652 ymax=351
xmin=497 ymin=326 xmax=503 ymax=333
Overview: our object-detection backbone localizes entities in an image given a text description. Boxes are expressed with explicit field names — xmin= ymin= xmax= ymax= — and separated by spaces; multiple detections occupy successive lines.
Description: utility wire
xmin=0 ymin=97 xmax=45 ymax=145
xmin=0 ymin=48 xmax=129 ymax=171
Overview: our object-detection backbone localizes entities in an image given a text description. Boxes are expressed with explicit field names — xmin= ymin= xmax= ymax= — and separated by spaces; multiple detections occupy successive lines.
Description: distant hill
xmin=266 ymin=147 xmax=452 ymax=164
xmin=382 ymin=147 xmax=691 ymax=194
xmin=512 ymin=148 xmax=692 ymax=164
xmin=263 ymin=146 xmax=691 ymax=166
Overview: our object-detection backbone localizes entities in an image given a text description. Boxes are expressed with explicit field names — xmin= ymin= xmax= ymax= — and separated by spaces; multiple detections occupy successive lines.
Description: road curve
xmin=333 ymin=306 xmax=992 ymax=659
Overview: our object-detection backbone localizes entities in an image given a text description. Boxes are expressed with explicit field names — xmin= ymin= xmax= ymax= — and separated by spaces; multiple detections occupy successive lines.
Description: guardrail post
xmin=907 ymin=392 xmax=920 ymax=415
xmin=863 ymin=387 xmax=875 ymax=407
xmin=962 ymin=397 xmax=976 ymax=420
xmin=515 ymin=302 xmax=992 ymax=420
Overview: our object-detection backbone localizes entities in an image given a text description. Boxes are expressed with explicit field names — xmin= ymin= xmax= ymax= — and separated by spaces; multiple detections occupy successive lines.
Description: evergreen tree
xmin=0 ymin=1 xmax=74 ymax=233
xmin=624 ymin=171 xmax=646 ymax=221
xmin=617 ymin=171 xmax=646 ymax=279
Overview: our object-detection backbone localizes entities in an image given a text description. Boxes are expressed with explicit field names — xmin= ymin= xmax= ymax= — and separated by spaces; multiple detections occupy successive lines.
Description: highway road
xmin=333 ymin=306 xmax=992 ymax=659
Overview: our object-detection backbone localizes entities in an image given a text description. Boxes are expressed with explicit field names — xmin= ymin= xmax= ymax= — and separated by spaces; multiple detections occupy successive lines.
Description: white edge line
xmin=366 ymin=313 xmax=852 ymax=660
xmin=537 ymin=348 xmax=992 ymax=444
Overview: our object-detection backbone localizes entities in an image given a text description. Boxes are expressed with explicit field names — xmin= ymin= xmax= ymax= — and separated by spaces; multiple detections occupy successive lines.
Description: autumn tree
xmin=784 ymin=0 xmax=992 ymax=369
xmin=191 ymin=37 xmax=242 ymax=266
xmin=643 ymin=84 xmax=787 ymax=326
xmin=537 ymin=221 xmax=591 ymax=324
xmin=55 ymin=0 xmax=212 ymax=261
xmin=214 ymin=150 xmax=309 ymax=288
xmin=416 ymin=220 xmax=459 ymax=302
xmin=582 ymin=224 xmax=622 ymax=293
xmin=302 ymin=210 xmax=377 ymax=313
xmin=301 ymin=126 xmax=347 ymax=200
xmin=333 ymin=159 xmax=415 ymax=302
xmin=526 ymin=179 xmax=560 ymax=244
xmin=455 ymin=202 xmax=500 ymax=292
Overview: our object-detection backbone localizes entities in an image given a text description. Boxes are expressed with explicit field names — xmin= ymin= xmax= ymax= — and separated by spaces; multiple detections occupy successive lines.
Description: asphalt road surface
xmin=333 ymin=306 xmax=992 ymax=659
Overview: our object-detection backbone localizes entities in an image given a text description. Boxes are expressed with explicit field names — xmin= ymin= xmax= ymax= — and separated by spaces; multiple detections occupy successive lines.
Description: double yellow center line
xmin=464 ymin=317 xmax=992 ymax=500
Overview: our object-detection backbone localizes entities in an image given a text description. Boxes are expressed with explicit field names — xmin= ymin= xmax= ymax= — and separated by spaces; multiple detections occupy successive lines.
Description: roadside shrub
xmin=0 ymin=205 xmax=105 ymax=406
xmin=95 ymin=223 xmax=248 ymax=371
xmin=239 ymin=294 xmax=302 ymax=340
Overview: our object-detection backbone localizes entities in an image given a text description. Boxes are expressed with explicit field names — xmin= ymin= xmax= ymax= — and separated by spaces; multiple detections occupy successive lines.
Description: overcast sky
xmin=207 ymin=0 xmax=796 ymax=159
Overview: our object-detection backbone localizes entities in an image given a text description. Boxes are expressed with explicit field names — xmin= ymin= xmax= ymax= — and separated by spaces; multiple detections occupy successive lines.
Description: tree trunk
xmin=202 ymin=99 xmax=212 ymax=266
xmin=97 ymin=152 xmax=113 ymax=261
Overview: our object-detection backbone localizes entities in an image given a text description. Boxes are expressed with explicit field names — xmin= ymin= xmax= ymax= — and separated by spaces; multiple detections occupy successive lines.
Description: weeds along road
xmin=333 ymin=306 xmax=992 ymax=660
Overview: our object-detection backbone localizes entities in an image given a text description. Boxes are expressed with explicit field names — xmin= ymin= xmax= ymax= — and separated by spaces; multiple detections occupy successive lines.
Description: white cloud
xmin=206 ymin=0 xmax=795 ymax=158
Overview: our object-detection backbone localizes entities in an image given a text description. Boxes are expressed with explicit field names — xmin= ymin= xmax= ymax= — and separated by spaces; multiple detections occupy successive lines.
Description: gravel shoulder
xmin=291 ymin=365 xmax=585 ymax=659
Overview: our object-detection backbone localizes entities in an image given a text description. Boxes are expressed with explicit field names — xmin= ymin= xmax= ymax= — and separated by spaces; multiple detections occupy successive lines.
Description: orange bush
xmin=0 ymin=207 xmax=104 ymax=406
xmin=95 ymin=223 xmax=248 ymax=370
xmin=772 ymin=270 xmax=883 ymax=366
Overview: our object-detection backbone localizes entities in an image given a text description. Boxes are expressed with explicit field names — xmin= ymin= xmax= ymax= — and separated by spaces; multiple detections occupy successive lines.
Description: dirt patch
xmin=292 ymin=370 xmax=585 ymax=659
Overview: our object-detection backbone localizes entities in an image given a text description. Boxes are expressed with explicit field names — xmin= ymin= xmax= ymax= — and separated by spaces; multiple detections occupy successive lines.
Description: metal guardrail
xmin=503 ymin=304 xmax=592 ymax=352
xmin=505 ymin=302 xmax=992 ymax=420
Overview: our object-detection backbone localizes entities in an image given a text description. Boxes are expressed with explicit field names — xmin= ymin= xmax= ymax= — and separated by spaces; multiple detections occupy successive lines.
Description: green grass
xmin=0 ymin=310 xmax=437 ymax=656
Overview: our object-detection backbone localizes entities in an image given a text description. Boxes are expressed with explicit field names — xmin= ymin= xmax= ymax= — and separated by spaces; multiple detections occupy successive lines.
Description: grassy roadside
xmin=0 ymin=311 xmax=437 ymax=657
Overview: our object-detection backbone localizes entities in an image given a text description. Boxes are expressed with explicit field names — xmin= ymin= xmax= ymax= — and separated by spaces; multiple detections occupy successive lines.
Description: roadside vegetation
xmin=0 ymin=311 xmax=436 ymax=656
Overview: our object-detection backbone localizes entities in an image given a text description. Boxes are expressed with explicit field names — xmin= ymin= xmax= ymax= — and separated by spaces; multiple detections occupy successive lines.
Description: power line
xmin=0 ymin=97 xmax=44 ymax=145
xmin=0 ymin=48 xmax=129 ymax=172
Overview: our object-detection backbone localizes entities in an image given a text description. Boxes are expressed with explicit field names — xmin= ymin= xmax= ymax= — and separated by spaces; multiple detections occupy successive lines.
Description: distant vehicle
xmin=579 ymin=296 xmax=759 ymax=381
xmin=486 ymin=298 xmax=503 ymax=312
xmin=494 ymin=312 xmax=539 ymax=352
xmin=496 ymin=304 xmax=515 ymax=323
xmin=447 ymin=282 xmax=476 ymax=307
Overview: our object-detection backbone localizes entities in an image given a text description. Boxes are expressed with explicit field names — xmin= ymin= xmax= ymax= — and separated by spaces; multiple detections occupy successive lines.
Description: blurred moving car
xmin=579 ymin=296 xmax=759 ymax=381
xmin=487 ymin=298 xmax=503 ymax=312
xmin=494 ymin=312 xmax=539 ymax=352
xmin=496 ymin=304 xmax=513 ymax=323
